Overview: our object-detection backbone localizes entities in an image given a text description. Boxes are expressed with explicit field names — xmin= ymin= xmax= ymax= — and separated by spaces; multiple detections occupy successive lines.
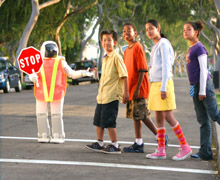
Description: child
xmin=85 ymin=30 xmax=129 ymax=154
xmin=145 ymin=19 xmax=192 ymax=161
xmin=122 ymin=22 xmax=168 ymax=153
xmin=183 ymin=21 xmax=220 ymax=160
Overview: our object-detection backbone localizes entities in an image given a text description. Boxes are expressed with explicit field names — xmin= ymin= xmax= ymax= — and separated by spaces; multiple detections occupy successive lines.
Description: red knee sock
xmin=157 ymin=128 xmax=165 ymax=149
xmin=172 ymin=123 xmax=186 ymax=145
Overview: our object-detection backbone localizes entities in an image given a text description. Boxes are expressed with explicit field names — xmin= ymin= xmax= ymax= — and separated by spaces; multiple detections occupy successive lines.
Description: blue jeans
xmin=193 ymin=78 xmax=220 ymax=160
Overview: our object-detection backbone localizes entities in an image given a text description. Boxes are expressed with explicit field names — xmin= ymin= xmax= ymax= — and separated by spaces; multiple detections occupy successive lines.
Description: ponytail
xmin=185 ymin=20 xmax=203 ymax=37
xmin=160 ymin=33 xmax=166 ymax=38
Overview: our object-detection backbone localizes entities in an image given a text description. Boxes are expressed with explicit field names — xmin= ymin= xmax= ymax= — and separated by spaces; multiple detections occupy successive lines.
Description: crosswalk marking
xmin=0 ymin=158 xmax=217 ymax=175
xmin=0 ymin=136 xmax=200 ymax=149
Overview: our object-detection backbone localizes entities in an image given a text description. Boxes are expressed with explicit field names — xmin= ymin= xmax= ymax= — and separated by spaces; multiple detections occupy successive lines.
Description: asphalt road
xmin=0 ymin=78 xmax=219 ymax=180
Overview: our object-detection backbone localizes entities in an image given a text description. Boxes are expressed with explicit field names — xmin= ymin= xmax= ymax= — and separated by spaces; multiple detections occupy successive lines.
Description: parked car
xmin=24 ymin=73 xmax=34 ymax=89
xmin=72 ymin=60 xmax=98 ymax=85
xmin=0 ymin=57 xmax=22 ymax=93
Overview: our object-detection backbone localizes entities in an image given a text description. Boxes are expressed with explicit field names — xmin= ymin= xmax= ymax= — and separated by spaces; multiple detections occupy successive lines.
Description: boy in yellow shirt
xmin=86 ymin=30 xmax=129 ymax=154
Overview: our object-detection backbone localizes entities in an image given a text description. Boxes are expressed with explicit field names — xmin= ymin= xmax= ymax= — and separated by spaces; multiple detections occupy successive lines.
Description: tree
xmin=201 ymin=0 xmax=220 ymax=71
xmin=0 ymin=0 xmax=61 ymax=65
xmin=0 ymin=1 xmax=32 ymax=64
xmin=54 ymin=0 xmax=98 ymax=55
xmin=0 ymin=0 xmax=5 ymax=7
xmin=16 ymin=0 xmax=61 ymax=64
xmin=94 ymin=0 xmax=141 ymax=68
xmin=79 ymin=0 xmax=105 ymax=60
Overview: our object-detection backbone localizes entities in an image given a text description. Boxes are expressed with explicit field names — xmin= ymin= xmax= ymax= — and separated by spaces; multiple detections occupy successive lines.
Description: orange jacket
xmin=34 ymin=57 xmax=67 ymax=102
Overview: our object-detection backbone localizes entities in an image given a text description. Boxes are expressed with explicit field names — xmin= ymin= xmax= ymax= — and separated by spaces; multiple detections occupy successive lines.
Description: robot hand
xmin=81 ymin=68 xmax=93 ymax=77
xmin=29 ymin=73 xmax=38 ymax=83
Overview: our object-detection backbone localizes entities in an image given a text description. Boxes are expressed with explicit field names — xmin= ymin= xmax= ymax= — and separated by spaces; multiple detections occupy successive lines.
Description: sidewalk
xmin=175 ymin=77 xmax=220 ymax=174
xmin=213 ymin=89 xmax=220 ymax=174
xmin=213 ymin=120 xmax=220 ymax=174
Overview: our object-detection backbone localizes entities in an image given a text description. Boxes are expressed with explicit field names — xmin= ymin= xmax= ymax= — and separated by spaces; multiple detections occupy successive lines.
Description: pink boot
xmin=146 ymin=147 xmax=166 ymax=159
xmin=172 ymin=143 xmax=192 ymax=161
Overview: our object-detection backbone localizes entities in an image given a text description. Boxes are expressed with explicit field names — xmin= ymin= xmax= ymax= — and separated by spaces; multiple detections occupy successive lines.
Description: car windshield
xmin=0 ymin=61 xmax=6 ymax=71
xmin=75 ymin=61 xmax=94 ymax=70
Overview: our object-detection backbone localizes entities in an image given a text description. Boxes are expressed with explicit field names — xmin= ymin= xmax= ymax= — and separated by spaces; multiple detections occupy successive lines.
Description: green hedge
xmin=216 ymin=93 xmax=220 ymax=109
xmin=217 ymin=93 xmax=220 ymax=109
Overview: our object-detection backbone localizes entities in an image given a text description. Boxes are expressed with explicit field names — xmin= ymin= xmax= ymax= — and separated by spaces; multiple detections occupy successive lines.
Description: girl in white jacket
xmin=145 ymin=19 xmax=192 ymax=161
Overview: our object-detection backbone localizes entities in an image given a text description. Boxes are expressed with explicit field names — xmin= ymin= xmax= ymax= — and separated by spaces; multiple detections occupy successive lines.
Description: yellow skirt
xmin=148 ymin=79 xmax=176 ymax=111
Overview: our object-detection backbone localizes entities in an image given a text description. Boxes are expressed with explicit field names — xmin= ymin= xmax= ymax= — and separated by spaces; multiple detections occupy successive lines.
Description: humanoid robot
xmin=30 ymin=41 xmax=92 ymax=143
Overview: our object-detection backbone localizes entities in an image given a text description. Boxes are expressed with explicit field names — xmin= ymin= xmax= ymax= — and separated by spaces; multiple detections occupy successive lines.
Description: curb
xmin=213 ymin=122 xmax=220 ymax=174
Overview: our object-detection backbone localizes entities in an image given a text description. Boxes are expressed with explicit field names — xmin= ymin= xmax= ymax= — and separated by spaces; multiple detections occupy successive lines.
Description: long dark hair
xmin=185 ymin=21 xmax=203 ymax=37
xmin=146 ymin=19 xmax=166 ymax=38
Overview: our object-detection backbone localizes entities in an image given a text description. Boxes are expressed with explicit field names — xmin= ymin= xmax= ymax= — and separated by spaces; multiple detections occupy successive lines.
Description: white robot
xmin=30 ymin=41 xmax=92 ymax=143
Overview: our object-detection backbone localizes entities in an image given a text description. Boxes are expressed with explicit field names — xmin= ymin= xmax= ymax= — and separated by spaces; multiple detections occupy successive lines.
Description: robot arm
xmin=40 ymin=41 xmax=93 ymax=79
xmin=62 ymin=60 xmax=93 ymax=79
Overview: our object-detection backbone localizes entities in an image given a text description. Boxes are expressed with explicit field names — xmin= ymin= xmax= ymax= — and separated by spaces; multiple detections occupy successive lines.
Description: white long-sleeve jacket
xmin=149 ymin=38 xmax=174 ymax=92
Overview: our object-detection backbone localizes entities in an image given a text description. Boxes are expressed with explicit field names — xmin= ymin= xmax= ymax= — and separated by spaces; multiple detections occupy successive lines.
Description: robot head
xmin=40 ymin=41 xmax=58 ymax=58
xmin=45 ymin=44 xmax=58 ymax=58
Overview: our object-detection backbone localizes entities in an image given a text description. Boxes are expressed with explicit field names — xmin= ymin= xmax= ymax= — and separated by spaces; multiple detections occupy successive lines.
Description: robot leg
xmin=50 ymin=114 xmax=65 ymax=144
xmin=36 ymin=113 xmax=51 ymax=143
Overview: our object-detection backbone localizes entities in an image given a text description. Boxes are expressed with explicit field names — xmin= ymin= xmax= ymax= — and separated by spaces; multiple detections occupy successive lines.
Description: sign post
xmin=17 ymin=46 xmax=44 ymax=87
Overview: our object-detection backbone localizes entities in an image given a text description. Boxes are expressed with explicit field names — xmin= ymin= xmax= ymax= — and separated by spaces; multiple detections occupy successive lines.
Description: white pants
xmin=36 ymin=98 xmax=65 ymax=139
xmin=36 ymin=98 xmax=64 ymax=115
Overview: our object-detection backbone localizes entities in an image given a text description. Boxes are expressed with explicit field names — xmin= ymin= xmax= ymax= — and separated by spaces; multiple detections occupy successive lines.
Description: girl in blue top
xmin=183 ymin=21 xmax=220 ymax=160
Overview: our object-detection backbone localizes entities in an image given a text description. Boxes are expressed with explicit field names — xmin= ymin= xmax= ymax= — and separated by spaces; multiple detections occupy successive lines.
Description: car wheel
xmin=25 ymin=86 xmax=33 ymax=90
xmin=15 ymin=79 xmax=22 ymax=92
xmin=72 ymin=80 xmax=79 ymax=85
xmin=3 ymin=78 xmax=10 ymax=93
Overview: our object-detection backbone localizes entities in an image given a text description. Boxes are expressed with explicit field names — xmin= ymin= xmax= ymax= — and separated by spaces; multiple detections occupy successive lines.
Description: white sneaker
xmin=50 ymin=133 xmax=65 ymax=144
xmin=38 ymin=133 xmax=50 ymax=143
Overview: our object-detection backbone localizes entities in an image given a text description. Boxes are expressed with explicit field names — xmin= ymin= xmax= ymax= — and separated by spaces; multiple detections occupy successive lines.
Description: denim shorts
xmin=93 ymin=100 xmax=119 ymax=128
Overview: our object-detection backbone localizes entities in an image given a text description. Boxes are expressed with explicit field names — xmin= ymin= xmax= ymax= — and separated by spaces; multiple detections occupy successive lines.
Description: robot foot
xmin=50 ymin=133 xmax=65 ymax=144
xmin=38 ymin=133 xmax=50 ymax=143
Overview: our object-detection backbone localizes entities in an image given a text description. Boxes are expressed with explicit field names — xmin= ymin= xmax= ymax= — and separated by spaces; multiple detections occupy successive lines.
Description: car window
xmin=70 ymin=64 xmax=75 ymax=70
xmin=0 ymin=61 xmax=6 ymax=71
xmin=75 ymin=61 xmax=94 ymax=70
xmin=84 ymin=61 xmax=93 ymax=68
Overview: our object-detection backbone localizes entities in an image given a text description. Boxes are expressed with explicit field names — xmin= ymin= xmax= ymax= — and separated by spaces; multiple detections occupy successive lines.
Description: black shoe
xmin=191 ymin=153 xmax=202 ymax=160
xmin=102 ymin=144 xmax=121 ymax=154
xmin=191 ymin=153 xmax=213 ymax=161
xmin=123 ymin=142 xmax=144 ymax=153
xmin=85 ymin=142 xmax=104 ymax=152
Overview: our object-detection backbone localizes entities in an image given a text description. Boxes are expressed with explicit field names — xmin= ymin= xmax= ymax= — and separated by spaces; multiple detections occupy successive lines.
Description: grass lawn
xmin=217 ymin=93 xmax=220 ymax=109
xmin=67 ymin=78 xmax=72 ymax=84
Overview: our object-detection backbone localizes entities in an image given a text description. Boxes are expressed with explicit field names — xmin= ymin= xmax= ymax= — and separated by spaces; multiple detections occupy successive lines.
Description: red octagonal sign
xmin=17 ymin=46 xmax=44 ymax=75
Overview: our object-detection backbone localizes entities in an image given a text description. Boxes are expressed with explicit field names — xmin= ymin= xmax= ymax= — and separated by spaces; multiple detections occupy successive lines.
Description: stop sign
xmin=17 ymin=46 xmax=44 ymax=75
